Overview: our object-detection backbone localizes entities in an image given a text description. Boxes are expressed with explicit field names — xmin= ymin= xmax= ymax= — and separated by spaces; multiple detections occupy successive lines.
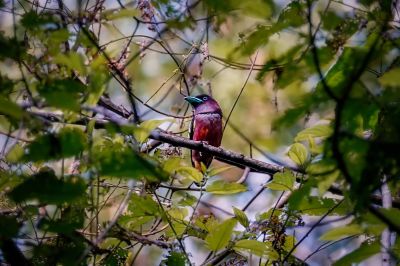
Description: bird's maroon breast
xmin=191 ymin=113 xmax=223 ymax=170
xmin=193 ymin=113 xmax=223 ymax=146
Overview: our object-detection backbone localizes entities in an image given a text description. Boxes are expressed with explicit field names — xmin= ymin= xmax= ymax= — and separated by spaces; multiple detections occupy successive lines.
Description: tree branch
xmin=112 ymin=225 xmax=173 ymax=249
xmin=149 ymin=130 xmax=284 ymax=175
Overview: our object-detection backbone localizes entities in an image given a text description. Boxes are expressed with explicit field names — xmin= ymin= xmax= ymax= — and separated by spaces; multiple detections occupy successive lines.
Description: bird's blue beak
xmin=184 ymin=96 xmax=203 ymax=105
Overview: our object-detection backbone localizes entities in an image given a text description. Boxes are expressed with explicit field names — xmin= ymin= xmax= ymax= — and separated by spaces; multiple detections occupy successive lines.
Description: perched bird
xmin=185 ymin=94 xmax=223 ymax=172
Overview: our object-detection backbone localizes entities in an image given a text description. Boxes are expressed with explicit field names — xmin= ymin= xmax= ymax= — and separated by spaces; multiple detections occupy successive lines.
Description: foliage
xmin=0 ymin=0 xmax=399 ymax=265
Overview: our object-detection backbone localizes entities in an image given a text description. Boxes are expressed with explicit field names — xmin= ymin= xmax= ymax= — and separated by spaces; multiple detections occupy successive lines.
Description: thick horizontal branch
xmin=149 ymin=130 xmax=284 ymax=175
xmin=30 ymin=106 xmax=284 ymax=175
xmin=113 ymin=225 xmax=173 ymax=249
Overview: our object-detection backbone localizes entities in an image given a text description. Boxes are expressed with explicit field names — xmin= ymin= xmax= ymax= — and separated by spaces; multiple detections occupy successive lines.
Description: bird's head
xmin=184 ymin=94 xmax=222 ymax=115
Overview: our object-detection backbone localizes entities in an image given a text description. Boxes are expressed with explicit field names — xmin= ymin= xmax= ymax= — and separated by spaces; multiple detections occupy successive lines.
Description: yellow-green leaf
xmin=287 ymin=143 xmax=308 ymax=166
xmin=295 ymin=124 xmax=333 ymax=142
xmin=317 ymin=170 xmax=340 ymax=195
xmin=54 ymin=52 xmax=86 ymax=75
xmin=205 ymin=218 xmax=236 ymax=251
xmin=177 ymin=166 xmax=203 ymax=183
xmin=266 ymin=171 xmax=295 ymax=191
xmin=0 ymin=97 xmax=26 ymax=119
xmin=233 ymin=240 xmax=270 ymax=257
xmin=333 ymin=241 xmax=380 ymax=266
xmin=206 ymin=180 xmax=247 ymax=194
xmin=233 ymin=207 xmax=249 ymax=228
xmin=207 ymin=166 xmax=234 ymax=177
xmin=379 ymin=68 xmax=400 ymax=87
xmin=134 ymin=119 xmax=168 ymax=143
xmin=163 ymin=157 xmax=182 ymax=173
xmin=283 ymin=235 xmax=296 ymax=252
xmin=320 ymin=224 xmax=363 ymax=241
xmin=6 ymin=143 xmax=24 ymax=163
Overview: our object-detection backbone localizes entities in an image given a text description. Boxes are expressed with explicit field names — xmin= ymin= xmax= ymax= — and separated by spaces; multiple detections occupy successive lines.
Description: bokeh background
xmin=1 ymin=0 xmax=399 ymax=265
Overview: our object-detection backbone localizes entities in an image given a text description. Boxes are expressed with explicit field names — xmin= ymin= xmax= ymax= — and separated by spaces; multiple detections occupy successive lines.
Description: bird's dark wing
xmin=189 ymin=114 xmax=195 ymax=167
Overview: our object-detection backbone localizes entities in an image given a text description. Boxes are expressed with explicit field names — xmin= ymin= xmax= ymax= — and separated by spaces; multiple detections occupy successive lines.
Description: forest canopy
xmin=0 ymin=0 xmax=399 ymax=265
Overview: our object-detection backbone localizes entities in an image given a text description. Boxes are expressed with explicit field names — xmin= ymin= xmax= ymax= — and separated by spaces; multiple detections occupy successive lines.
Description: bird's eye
xmin=202 ymin=96 xmax=208 ymax=101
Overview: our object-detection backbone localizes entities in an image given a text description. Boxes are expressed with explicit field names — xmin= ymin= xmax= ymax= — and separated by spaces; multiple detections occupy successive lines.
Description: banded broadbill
xmin=185 ymin=94 xmax=223 ymax=172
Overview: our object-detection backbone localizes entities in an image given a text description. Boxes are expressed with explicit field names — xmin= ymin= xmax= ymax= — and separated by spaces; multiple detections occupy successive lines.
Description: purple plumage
xmin=185 ymin=94 xmax=223 ymax=172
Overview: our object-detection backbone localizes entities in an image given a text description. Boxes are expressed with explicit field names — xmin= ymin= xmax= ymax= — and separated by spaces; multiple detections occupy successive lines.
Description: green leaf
xmin=85 ymin=62 xmax=108 ymax=105
xmin=315 ymin=46 xmax=368 ymax=97
xmin=9 ymin=169 xmax=86 ymax=204
xmin=273 ymin=104 xmax=308 ymax=129
xmin=321 ymin=11 xmax=343 ymax=31
xmin=306 ymin=159 xmax=337 ymax=175
xmin=0 ymin=97 xmax=27 ymax=119
xmin=294 ymin=124 xmax=333 ymax=142
xmin=283 ymin=235 xmax=296 ymax=252
xmin=257 ymin=208 xmax=284 ymax=222
xmin=266 ymin=171 xmax=295 ymax=191
xmin=233 ymin=240 xmax=270 ymax=257
xmin=176 ymin=166 xmax=203 ymax=183
xmin=277 ymin=1 xmax=305 ymax=27
xmin=127 ymin=194 xmax=160 ymax=216
xmin=238 ymin=0 xmax=272 ymax=18
xmin=103 ymin=247 xmax=129 ymax=266
xmin=237 ymin=1 xmax=305 ymax=55
xmin=93 ymin=141 xmax=167 ymax=181
xmin=6 ymin=143 xmax=24 ymax=163
xmin=287 ymin=182 xmax=313 ymax=210
xmin=238 ymin=25 xmax=273 ymax=55
xmin=164 ymin=207 xmax=189 ymax=237
xmin=168 ymin=207 xmax=189 ymax=220
xmin=119 ymin=215 xmax=154 ymax=230
xmin=120 ymin=193 xmax=160 ymax=230
xmin=298 ymin=197 xmax=347 ymax=216
xmin=320 ymin=224 xmax=363 ymax=241
xmin=333 ymin=241 xmax=380 ymax=266
xmin=23 ymin=127 xmax=87 ymax=162
xmin=203 ymin=0 xmax=273 ymax=18
xmin=206 ymin=180 xmax=247 ymax=194
xmin=38 ymin=79 xmax=85 ymax=111
xmin=379 ymin=68 xmax=400 ymax=87
xmin=194 ymin=215 xmax=219 ymax=233
xmin=289 ymin=188 xmax=348 ymax=216
xmin=21 ymin=11 xmax=56 ymax=30
xmin=177 ymin=192 xmax=197 ymax=207
xmin=256 ymin=44 xmax=304 ymax=81
xmin=207 ymin=166 xmax=234 ymax=177
xmin=58 ymin=127 xmax=87 ymax=156
xmin=233 ymin=207 xmax=249 ymax=228
xmin=205 ymin=218 xmax=236 ymax=251
xmin=161 ymin=251 xmax=187 ymax=266
xmin=0 ymin=34 xmax=23 ymax=60
xmin=54 ymin=52 xmax=86 ymax=75
xmin=359 ymin=212 xmax=386 ymax=236
xmin=0 ymin=216 xmax=20 ymax=238
xmin=48 ymin=29 xmax=70 ymax=43
xmin=287 ymin=143 xmax=308 ymax=166
xmin=135 ymin=119 xmax=168 ymax=143
xmin=40 ymin=206 xmax=85 ymax=234
xmin=374 ymin=208 xmax=400 ymax=228
xmin=163 ymin=157 xmax=182 ymax=173
xmin=316 ymin=170 xmax=340 ymax=195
